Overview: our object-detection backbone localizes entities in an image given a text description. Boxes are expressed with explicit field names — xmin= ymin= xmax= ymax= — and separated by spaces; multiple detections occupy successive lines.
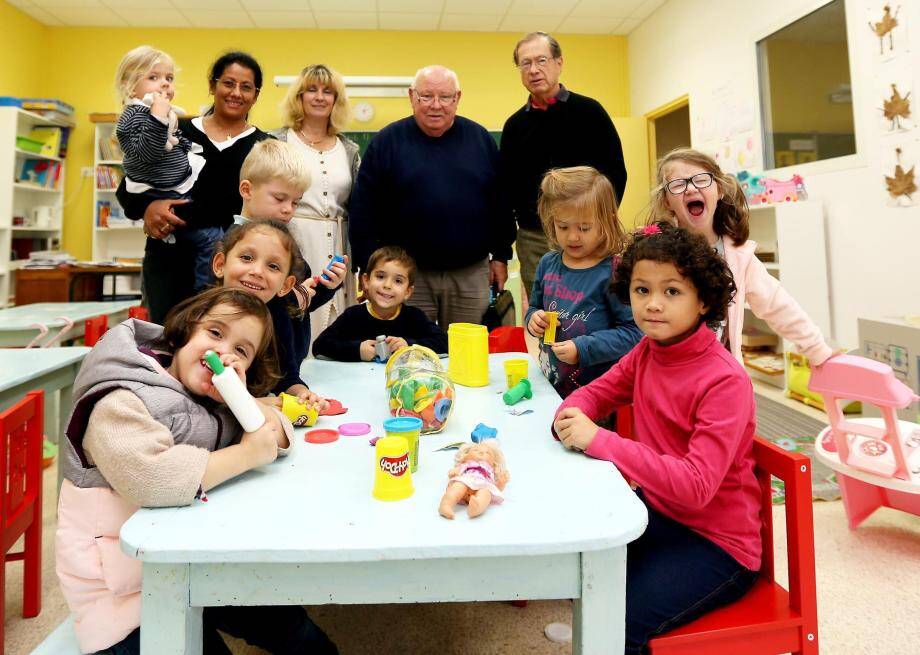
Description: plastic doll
xmin=439 ymin=441 xmax=509 ymax=519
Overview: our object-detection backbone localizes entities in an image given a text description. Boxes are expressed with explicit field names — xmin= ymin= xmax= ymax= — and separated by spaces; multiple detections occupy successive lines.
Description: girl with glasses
xmin=648 ymin=148 xmax=833 ymax=367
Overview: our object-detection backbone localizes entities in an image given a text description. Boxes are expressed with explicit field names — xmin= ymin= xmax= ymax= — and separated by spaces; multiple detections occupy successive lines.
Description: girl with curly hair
xmin=552 ymin=223 xmax=760 ymax=654
xmin=649 ymin=147 xmax=832 ymax=366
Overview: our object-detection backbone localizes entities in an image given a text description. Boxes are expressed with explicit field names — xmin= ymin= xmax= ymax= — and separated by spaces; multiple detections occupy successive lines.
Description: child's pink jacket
xmin=723 ymin=239 xmax=832 ymax=366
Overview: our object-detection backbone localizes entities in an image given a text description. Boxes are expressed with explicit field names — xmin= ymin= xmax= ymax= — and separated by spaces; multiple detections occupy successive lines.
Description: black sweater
xmin=312 ymin=303 xmax=448 ymax=362
xmin=500 ymin=90 xmax=627 ymax=231
xmin=348 ymin=116 xmax=515 ymax=272
xmin=116 ymin=118 xmax=271 ymax=229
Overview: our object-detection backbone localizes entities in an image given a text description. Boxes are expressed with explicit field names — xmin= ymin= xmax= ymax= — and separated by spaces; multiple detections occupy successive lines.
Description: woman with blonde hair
xmin=271 ymin=64 xmax=361 ymax=348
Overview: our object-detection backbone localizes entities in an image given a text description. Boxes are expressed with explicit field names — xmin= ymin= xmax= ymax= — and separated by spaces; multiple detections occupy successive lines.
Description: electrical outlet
xmin=81 ymin=166 xmax=94 ymax=178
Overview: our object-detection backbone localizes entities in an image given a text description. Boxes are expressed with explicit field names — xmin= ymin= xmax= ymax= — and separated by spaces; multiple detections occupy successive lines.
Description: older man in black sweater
xmin=348 ymin=65 xmax=515 ymax=328
xmin=501 ymin=32 xmax=628 ymax=299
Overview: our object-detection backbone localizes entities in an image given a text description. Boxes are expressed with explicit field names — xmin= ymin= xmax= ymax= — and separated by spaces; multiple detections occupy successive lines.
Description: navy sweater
xmin=348 ymin=116 xmax=515 ymax=272
xmin=312 ymin=303 xmax=448 ymax=362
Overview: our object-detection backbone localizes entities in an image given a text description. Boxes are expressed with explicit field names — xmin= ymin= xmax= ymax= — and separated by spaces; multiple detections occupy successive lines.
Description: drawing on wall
xmin=882 ymin=83 xmax=912 ymax=130
xmin=868 ymin=4 xmax=901 ymax=55
xmin=884 ymin=147 xmax=918 ymax=206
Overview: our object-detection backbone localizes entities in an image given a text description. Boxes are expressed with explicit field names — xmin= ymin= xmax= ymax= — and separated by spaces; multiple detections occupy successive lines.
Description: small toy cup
xmin=372 ymin=436 xmax=414 ymax=501
xmin=280 ymin=393 xmax=318 ymax=427
xmin=503 ymin=358 xmax=529 ymax=389
xmin=383 ymin=416 xmax=423 ymax=473
xmin=544 ymin=312 xmax=559 ymax=344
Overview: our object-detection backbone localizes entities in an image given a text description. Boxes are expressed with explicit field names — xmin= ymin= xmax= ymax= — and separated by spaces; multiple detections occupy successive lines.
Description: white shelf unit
xmin=0 ymin=107 xmax=69 ymax=307
xmin=742 ymin=201 xmax=832 ymax=389
xmin=92 ymin=120 xmax=144 ymax=298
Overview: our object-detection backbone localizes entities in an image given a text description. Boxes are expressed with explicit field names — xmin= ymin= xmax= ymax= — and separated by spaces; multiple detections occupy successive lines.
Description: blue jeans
xmin=626 ymin=493 xmax=760 ymax=654
xmin=93 ymin=605 xmax=338 ymax=655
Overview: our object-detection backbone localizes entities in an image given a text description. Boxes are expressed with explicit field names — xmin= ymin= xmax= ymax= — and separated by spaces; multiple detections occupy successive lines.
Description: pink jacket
xmin=723 ymin=239 xmax=833 ymax=366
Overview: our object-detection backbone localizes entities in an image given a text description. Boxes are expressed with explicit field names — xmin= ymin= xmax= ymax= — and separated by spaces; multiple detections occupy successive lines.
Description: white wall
xmin=628 ymin=0 xmax=920 ymax=347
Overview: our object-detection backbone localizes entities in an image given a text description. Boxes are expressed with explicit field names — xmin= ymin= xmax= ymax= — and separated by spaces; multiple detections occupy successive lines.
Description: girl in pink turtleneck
xmin=553 ymin=223 xmax=761 ymax=654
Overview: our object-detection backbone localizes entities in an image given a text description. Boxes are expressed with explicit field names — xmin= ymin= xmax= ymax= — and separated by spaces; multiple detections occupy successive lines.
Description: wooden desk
xmin=15 ymin=265 xmax=142 ymax=304
xmin=121 ymin=353 xmax=648 ymax=654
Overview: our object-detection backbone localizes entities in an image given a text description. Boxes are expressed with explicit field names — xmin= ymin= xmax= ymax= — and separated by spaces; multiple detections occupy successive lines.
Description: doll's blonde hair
xmin=240 ymin=139 xmax=311 ymax=193
xmin=280 ymin=64 xmax=350 ymax=136
xmin=647 ymin=148 xmax=750 ymax=247
xmin=538 ymin=166 xmax=626 ymax=258
xmin=455 ymin=441 xmax=508 ymax=485
xmin=114 ymin=45 xmax=175 ymax=104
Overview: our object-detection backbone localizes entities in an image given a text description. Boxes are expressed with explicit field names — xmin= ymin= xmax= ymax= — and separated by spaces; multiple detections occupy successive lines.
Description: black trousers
xmin=142 ymin=236 xmax=197 ymax=325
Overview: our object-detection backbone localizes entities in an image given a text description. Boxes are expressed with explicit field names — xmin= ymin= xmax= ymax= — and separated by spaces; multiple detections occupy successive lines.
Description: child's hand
xmin=385 ymin=336 xmax=408 ymax=352
xmin=149 ymin=91 xmax=171 ymax=120
xmin=359 ymin=340 xmax=377 ymax=361
xmin=240 ymin=421 xmax=281 ymax=468
xmin=554 ymin=407 xmax=599 ymax=452
xmin=316 ymin=256 xmax=349 ymax=289
xmin=294 ymin=279 xmax=317 ymax=310
xmin=286 ymin=384 xmax=328 ymax=412
xmin=528 ymin=310 xmax=548 ymax=337
xmin=551 ymin=340 xmax=579 ymax=365
xmin=204 ymin=353 xmax=246 ymax=403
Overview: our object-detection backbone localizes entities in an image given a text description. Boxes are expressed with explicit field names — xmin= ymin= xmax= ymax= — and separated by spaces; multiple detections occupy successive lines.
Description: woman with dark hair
xmin=117 ymin=51 xmax=271 ymax=323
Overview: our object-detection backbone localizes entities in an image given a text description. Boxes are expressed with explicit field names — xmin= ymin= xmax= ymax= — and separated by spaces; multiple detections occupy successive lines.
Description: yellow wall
xmin=2 ymin=6 xmax=639 ymax=259
xmin=765 ymin=39 xmax=853 ymax=134
xmin=0 ymin=1 xmax=47 ymax=97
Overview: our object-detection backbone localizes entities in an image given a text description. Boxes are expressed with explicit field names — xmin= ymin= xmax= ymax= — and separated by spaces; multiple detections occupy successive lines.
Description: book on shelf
xmin=18 ymin=159 xmax=62 ymax=189
xmin=28 ymin=126 xmax=65 ymax=158
xmin=96 ymin=199 xmax=126 ymax=227
xmin=96 ymin=165 xmax=123 ymax=190
xmin=98 ymin=133 xmax=124 ymax=161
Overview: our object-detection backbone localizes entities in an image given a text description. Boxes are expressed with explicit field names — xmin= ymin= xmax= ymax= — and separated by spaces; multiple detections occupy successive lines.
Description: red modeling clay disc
xmin=305 ymin=429 xmax=339 ymax=444
xmin=319 ymin=399 xmax=348 ymax=416
xmin=338 ymin=422 xmax=371 ymax=436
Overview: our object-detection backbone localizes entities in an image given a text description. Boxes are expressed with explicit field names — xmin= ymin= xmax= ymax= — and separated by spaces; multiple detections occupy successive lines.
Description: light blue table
xmin=0 ymin=347 xmax=90 ymax=446
xmin=0 ymin=300 xmax=139 ymax=347
xmin=121 ymin=353 xmax=648 ymax=654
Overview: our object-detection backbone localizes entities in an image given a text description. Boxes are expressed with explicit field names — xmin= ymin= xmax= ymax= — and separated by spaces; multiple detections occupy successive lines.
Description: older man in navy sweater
xmin=348 ymin=65 xmax=515 ymax=328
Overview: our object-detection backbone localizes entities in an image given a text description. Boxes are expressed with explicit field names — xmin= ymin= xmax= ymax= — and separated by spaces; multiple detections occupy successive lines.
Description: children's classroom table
xmin=120 ymin=353 xmax=649 ymax=654
xmin=0 ymin=347 xmax=90 ymax=444
xmin=0 ymin=300 xmax=139 ymax=346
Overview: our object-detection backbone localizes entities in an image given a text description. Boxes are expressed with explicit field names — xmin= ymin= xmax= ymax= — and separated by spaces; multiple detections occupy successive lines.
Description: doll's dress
xmin=449 ymin=459 xmax=504 ymax=504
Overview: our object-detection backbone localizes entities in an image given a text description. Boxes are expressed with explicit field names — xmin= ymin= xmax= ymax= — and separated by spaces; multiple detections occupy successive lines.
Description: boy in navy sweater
xmin=313 ymin=247 xmax=448 ymax=361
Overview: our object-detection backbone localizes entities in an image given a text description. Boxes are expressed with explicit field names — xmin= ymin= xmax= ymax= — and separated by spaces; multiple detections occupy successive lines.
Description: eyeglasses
xmin=664 ymin=172 xmax=715 ymax=195
xmin=517 ymin=56 xmax=555 ymax=72
xmin=213 ymin=78 xmax=258 ymax=95
xmin=413 ymin=91 xmax=458 ymax=106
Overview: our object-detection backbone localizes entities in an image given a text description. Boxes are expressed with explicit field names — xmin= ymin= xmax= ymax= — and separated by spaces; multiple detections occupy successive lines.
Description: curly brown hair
xmin=156 ymin=287 xmax=280 ymax=397
xmin=647 ymin=148 xmax=750 ymax=246
xmin=612 ymin=222 xmax=736 ymax=327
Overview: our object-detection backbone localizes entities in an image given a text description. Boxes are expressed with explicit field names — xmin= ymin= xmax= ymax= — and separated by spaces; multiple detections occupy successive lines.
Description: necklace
xmin=300 ymin=129 xmax=331 ymax=151
xmin=207 ymin=116 xmax=246 ymax=141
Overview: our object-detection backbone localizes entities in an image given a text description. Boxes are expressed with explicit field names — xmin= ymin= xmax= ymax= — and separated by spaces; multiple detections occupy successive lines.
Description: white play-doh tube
xmin=203 ymin=350 xmax=266 ymax=432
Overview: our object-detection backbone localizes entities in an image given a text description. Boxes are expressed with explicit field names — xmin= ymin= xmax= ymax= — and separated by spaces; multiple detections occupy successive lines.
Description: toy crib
xmin=809 ymin=354 xmax=920 ymax=528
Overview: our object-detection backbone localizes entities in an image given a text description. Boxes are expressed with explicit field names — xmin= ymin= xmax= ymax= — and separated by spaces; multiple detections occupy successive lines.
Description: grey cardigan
xmin=269 ymin=127 xmax=362 ymax=201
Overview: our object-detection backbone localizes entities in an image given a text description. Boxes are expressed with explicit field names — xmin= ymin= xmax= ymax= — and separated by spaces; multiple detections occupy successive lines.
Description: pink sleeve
xmin=584 ymin=375 xmax=753 ymax=510
xmin=744 ymin=256 xmax=833 ymax=365
xmin=551 ymin=344 xmax=638 ymax=440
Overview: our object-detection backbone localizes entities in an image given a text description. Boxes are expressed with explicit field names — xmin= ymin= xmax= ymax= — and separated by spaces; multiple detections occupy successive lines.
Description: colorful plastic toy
xmin=503 ymin=378 xmax=533 ymax=406
xmin=503 ymin=358 xmax=529 ymax=389
xmin=338 ymin=422 xmax=371 ymax=436
xmin=439 ymin=441 xmax=509 ymax=519
xmin=543 ymin=312 xmax=559 ymax=344
xmin=374 ymin=335 xmax=390 ymax=362
xmin=809 ymin=354 xmax=920 ymax=529
xmin=384 ymin=416 xmax=423 ymax=473
xmin=385 ymin=345 xmax=455 ymax=434
xmin=471 ymin=422 xmax=498 ymax=443
xmin=320 ymin=254 xmax=345 ymax=281
xmin=279 ymin=393 xmax=319 ymax=427
xmin=373 ymin=435 xmax=414 ymax=501
xmin=305 ymin=428 xmax=339 ymax=444
xmin=448 ymin=322 xmax=489 ymax=387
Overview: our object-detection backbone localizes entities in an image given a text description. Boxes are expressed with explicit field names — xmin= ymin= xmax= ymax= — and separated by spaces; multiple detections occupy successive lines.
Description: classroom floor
xmin=5 ymin=447 xmax=920 ymax=655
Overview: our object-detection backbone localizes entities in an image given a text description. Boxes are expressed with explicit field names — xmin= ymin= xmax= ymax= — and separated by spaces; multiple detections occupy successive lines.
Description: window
xmin=757 ymin=0 xmax=855 ymax=169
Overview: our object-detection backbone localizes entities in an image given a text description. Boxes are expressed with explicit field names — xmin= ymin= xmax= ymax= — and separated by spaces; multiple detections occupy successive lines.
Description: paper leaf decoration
xmin=882 ymin=84 xmax=911 ymax=130
xmin=885 ymin=148 xmax=917 ymax=201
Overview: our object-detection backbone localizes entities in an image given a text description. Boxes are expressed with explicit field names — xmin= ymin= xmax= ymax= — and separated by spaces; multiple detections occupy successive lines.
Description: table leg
xmin=573 ymin=547 xmax=625 ymax=655
xmin=43 ymin=390 xmax=58 ymax=444
xmin=141 ymin=563 xmax=202 ymax=655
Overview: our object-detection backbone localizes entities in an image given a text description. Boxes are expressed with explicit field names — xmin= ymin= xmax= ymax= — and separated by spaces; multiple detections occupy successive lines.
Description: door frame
xmin=644 ymin=94 xmax=689 ymax=185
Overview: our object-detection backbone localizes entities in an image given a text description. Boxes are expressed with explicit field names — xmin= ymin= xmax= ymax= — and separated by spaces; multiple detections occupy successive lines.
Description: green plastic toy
xmin=502 ymin=378 xmax=533 ymax=406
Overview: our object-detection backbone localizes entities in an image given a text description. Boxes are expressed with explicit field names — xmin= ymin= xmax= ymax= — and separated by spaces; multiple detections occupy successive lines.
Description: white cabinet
xmin=0 ymin=107 xmax=69 ymax=307
xmin=742 ymin=201 xmax=832 ymax=388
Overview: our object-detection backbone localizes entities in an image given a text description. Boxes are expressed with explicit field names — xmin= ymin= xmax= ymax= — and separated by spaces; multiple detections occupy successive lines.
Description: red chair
xmin=1 ymin=391 xmax=44 ymax=654
xmin=648 ymin=435 xmax=818 ymax=655
xmin=488 ymin=326 xmax=527 ymax=353
xmin=128 ymin=306 xmax=149 ymax=322
xmin=84 ymin=315 xmax=109 ymax=347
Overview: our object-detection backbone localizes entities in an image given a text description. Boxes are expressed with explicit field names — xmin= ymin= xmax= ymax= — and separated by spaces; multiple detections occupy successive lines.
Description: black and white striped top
xmin=116 ymin=103 xmax=193 ymax=189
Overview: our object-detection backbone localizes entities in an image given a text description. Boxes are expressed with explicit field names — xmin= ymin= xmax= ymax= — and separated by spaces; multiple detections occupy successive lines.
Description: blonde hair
xmin=280 ymin=64 xmax=350 ymax=135
xmin=537 ymin=166 xmax=625 ymax=258
xmin=114 ymin=45 xmax=174 ymax=104
xmin=648 ymin=148 xmax=750 ymax=246
xmin=240 ymin=139 xmax=311 ymax=192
